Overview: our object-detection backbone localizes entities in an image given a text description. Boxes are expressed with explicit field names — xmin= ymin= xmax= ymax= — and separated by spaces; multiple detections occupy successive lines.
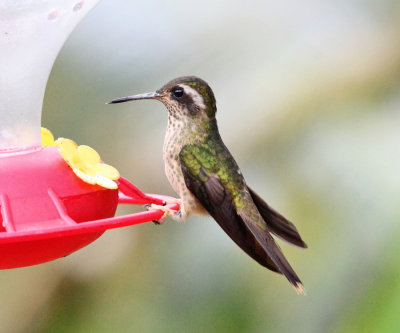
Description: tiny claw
xmin=162 ymin=201 xmax=167 ymax=206
xmin=152 ymin=220 xmax=162 ymax=225
xmin=174 ymin=210 xmax=182 ymax=218
xmin=145 ymin=203 xmax=170 ymax=225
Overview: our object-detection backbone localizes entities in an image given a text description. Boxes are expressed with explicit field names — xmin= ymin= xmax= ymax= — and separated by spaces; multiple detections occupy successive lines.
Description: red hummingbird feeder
xmin=0 ymin=0 xmax=178 ymax=269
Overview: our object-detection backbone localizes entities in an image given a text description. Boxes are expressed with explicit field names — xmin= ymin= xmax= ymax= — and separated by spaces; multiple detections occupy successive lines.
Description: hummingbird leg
xmin=144 ymin=199 xmax=186 ymax=224
xmin=170 ymin=207 xmax=188 ymax=221
xmin=162 ymin=198 xmax=182 ymax=206
xmin=144 ymin=200 xmax=182 ymax=224
xmin=160 ymin=198 xmax=184 ymax=221
xmin=143 ymin=204 xmax=171 ymax=225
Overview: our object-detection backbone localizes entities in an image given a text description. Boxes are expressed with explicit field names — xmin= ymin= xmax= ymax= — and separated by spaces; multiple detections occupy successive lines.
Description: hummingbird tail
xmin=293 ymin=282 xmax=306 ymax=295
xmin=179 ymin=159 xmax=305 ymax=294
xmin=240 ymin=213 xmax=305 ymax=294
xmin=248 ymin=187 xmax=307 ymax=249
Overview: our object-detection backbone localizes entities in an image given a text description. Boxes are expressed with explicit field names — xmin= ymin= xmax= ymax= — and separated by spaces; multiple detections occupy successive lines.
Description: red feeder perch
xmin=0 ymin=0 xmax=177 ymax=268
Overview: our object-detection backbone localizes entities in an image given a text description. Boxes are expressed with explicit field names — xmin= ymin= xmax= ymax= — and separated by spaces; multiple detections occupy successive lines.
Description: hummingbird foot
xmin=170 ymin=209 xmax=187 ymax=221
xmin=144 ymin=200 xmax=186 ymax=224
xmin=144 ymin=204 xmax=177 ymax=225
xmin=162 ymin=198 xmax=182 ymax=207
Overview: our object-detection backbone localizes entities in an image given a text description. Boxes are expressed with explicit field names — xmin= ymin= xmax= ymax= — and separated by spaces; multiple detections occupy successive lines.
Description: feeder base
xmin=0 ymin=147 xmax=179 ymax=269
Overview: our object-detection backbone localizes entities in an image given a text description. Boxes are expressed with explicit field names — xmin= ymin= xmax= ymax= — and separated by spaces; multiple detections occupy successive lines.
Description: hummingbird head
xmin=108 ymin=76 xmax=217 ymax=121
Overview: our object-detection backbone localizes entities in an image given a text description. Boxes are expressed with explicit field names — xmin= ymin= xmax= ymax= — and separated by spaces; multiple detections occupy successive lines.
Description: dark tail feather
xmin=260 ymin=233 xmax=306 ymax=294
xmin=248 ymin=187 xmax=307 ymax=248
xmin=183 ymin=172 xmax=305 ymax=293
xmin=236 ymin=213 xmax=306 ymax=295
xmin=216 ymin=211 xmax=306 ymax=294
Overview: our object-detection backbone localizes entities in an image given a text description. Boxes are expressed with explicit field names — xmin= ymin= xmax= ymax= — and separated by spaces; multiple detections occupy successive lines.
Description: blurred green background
xmin=3 ymin=0 xmax=400 ymax=332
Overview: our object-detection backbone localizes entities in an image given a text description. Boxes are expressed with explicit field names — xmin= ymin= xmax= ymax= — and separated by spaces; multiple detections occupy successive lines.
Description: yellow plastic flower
xmin=41 ymin=127 xmax=120 ymax=189
xmin=41 ymin=127 xmax=57 ymax=146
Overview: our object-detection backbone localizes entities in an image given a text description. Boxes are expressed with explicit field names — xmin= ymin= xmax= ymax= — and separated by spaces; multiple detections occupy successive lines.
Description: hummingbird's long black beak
xmin=107 ymin=91 xmax=161 ymax=104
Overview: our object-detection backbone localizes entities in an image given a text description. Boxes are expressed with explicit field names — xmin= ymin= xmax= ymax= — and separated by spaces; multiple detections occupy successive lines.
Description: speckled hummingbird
xmin=108 ymin=76 xmax=307 ymax=293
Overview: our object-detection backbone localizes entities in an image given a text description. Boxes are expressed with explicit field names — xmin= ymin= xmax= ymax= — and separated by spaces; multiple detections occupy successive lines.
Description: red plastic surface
xmin=0 ymin=146 xmax=178 ymax=269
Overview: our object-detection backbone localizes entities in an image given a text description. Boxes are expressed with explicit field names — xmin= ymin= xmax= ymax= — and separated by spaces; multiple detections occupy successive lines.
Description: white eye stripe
xmin=179 ymin=84 xmax=206 ymax=110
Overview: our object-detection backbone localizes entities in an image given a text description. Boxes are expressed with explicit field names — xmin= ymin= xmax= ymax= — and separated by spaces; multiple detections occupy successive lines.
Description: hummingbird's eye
xmin=172 ymin=87 xmax=184 ymax=98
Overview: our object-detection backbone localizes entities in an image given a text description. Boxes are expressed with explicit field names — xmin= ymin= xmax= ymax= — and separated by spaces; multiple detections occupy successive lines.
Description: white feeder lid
xmin=0 ymin=0 xmax=100 ymax=149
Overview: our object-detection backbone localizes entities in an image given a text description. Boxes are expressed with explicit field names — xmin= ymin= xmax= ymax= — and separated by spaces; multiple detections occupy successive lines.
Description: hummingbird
xmin=108 ymin=76 xmax=307 ymax=293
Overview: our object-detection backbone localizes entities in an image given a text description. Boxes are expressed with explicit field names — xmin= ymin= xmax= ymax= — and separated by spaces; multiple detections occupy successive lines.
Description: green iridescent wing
xmin=179 ymin=143 xmax=304 ymax=292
